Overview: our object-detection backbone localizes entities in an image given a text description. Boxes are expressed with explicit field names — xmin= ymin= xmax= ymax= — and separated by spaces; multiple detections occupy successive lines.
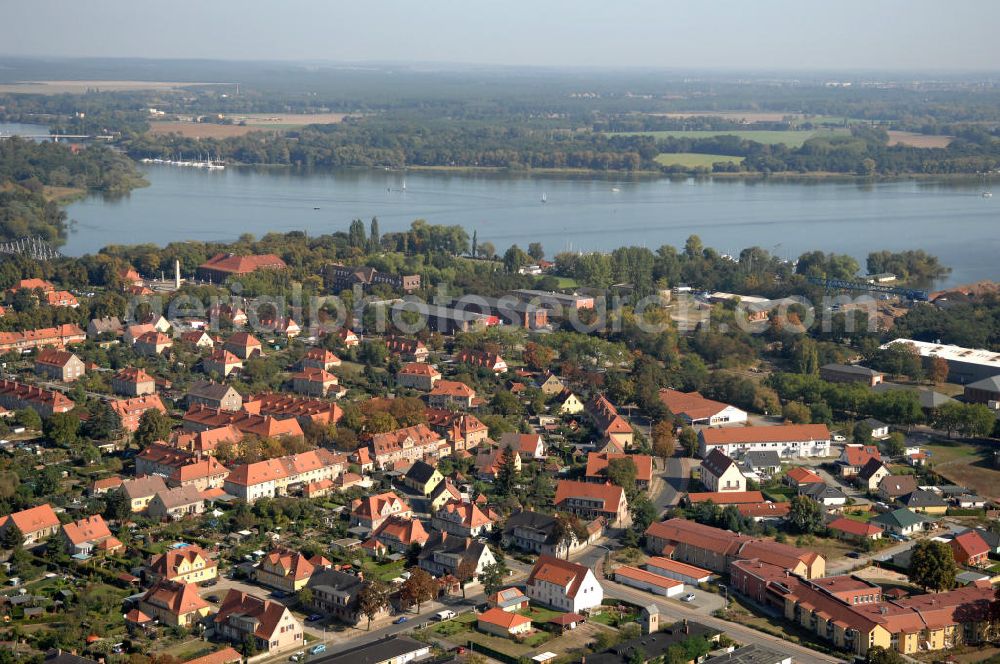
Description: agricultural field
xmin=148 ymin=121 xmax=268 ymax=138
xmin=654 ymin=153 xmax=745 ymax=168
xmin=148 ymin=113 xmax=348 ymax=138
xmin=618 ymin=129 xmax=842 ymax=147
xmin=886 ymin=130 xmax=954 ymax=148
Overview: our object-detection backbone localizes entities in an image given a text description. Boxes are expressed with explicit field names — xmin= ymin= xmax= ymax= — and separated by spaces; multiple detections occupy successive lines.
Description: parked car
xmin=846 ymin=551 xmax=861 ymax=559
xmin=394 ymin=616 xmax=408 ymax=624
xmin=205 ymin=594 xmax=220 ymax=603
xmin=308 ymin=645 xmax=326 ymax=656
xmin=201 ymin=579 xmax=217 ymax=587
xmin=681 ymin=593 xmax=696 ymax=603
xmin=833 ymin=434 xmax=847 ymax=442
xmin=272 ymin=590 xmax=288 ymax=599
xmin=306 ymin=613 xmax=323 ymax=622
xmin=289 ymin=653 xmax=305 ymax=662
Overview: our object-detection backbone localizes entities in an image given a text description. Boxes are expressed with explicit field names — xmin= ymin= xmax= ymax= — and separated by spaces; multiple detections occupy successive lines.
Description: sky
xmin=2 ymin=0 xmax=999 ymax=71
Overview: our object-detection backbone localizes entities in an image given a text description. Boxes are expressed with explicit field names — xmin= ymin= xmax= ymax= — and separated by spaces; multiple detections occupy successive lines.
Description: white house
xmin=699 ymin=449 xmax=747 ymax=493
xmin=525 ymin=554 xmax=603 ymax=613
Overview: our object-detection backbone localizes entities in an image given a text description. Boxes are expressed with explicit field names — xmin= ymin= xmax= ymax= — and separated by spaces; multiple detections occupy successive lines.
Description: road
xmin=652 ymin=456 xmax=694 ymax=513
xmin=601 ymin=577 xmax=846 ymax=664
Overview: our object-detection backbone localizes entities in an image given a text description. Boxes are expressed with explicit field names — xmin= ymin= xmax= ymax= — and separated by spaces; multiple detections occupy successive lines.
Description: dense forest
xmin=0 ymin=138 xmax=146 ymax=243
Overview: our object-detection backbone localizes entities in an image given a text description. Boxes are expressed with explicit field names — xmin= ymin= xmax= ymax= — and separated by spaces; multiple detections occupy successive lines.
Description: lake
xmin=0 ymin=121 xmax=52 ymax=139
xmin=61 ymin=164 xmax=999 ymax=287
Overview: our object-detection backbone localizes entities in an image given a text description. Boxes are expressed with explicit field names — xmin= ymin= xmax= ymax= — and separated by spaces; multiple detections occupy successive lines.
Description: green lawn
xmin=362 ymin=558 xmax=407 ymax=582
xmin=620 ymin=129 xmax=841 ymax=147
xmin=554 ymin=276 xmax=580 ymax=289
xmin=517 ymin=606 xmax=563 ymax=623
xmin=923 ymin=441 xmax=979 ymax=465
xmin=654 ymin=153 xmax=745 ymax=168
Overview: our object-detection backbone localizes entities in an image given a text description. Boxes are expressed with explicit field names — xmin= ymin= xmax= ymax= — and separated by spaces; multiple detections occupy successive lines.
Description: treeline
xmin=652 ymin=126 xmax=1000 ymax=175
xmin=124 ymin=119 xmax=660 ymax=171
xmin=893 ymin=295 xmax=1000 ymax=351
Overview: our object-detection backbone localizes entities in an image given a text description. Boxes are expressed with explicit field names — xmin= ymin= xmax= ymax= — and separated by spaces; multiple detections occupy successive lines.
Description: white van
xmin=435 ymin=610 xmax=456 ymax=621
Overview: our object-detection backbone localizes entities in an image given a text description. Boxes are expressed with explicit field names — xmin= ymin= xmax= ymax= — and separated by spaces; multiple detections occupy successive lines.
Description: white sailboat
xmin=541 ymin=192 xmax=547 ymax=203
xmin=402 ymin=179 xmax=407 ymax=191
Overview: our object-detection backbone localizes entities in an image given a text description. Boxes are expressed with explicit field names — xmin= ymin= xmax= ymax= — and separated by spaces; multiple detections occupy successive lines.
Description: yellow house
xmin=253 ymin=548 xmax=317 ymax=593
xmin=403 ymin=461 xmax=444 ymax=497
xmin=138 ymin=580 xmax=212 ymax=627
xmin=901 ymin=490 xmax=949 ymax=515
xmin=121 ymin=476 xmax=169 ymax=513
xmin=429 ymin=480 xmax=463 ymax=511
xmin=556 ymin=390 xmax=584 ymax=415
xmin=147 ymin=544 xmax=218 ymax=585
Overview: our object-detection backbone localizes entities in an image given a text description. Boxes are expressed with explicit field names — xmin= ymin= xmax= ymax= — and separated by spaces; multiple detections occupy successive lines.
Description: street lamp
xmin=718 ymin=584 xmax=729 ymax=610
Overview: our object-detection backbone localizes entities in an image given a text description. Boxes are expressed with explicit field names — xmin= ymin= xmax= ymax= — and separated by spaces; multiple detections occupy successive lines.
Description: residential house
xmin=432 ymin=501 xmax=495 ymax=538
xmin=587 ymin=394 xmax=634 ymax=448
xmin=819 ymin=364 xmax=885 ymax=387
xmin=213 ymin=589 xmax=303 ymax=653
xmin=498 ymin=432 xmax=546 ymax=461
xmin=402 ymin=461 xmax=443 ymax=496
xmin=147 ymin=486 xmax=205 ymax=520
xmin=870 ymin=508 xmax=933 ymax=537
xmin=828 ymin=517 xmax=883 ymax=543
xmin=555 ymin=390 xmax=584 ymax=415
xmin=203 ymin=349 xmax=243 ymax=377
xmin=455 ymin=349 xmax=507 ymax=374
xmin=301 ymin=348 xmax=342 ymax=371
xmin=699 ymin=449 xmax=747 ymax=493
xmin=350 ymin=492 xmax=413 ymax=531
xmin=136 ymin=443 xmax=229 ymax=490
xmin=60 ymin=515 xmax=122 ymax=557
xmin=369 ymin=424 xmax=446 ymax=468
xmin=335 ymin=328 xmax=360 ymax=348
xmin=488 ymin=587 xmax=529 ymax=612
xmin=950 ymin=530 xmax=990 ymax=567
xmin=554 ymin=479 xmax=630 ymax=528
xmin=111 ymin=395 xmax=167 ymax=432
xmin=785 ymin=466 xmax=823 ymax=487
xmin=0 ymin=323 xmax=86 ymax=353
xmin=861 ymin=418 xmax=890 ymax=440
xmin=385 ymin=337 xmax=429 ymax=363
xmin=837 ymin=445 xmax=881 ymax=478
xmin=742 ymin=451 xmax=782 ymax=479
xmin=87 ymin=316 xmax=124 ymax=340
xmin=0 ymin=503 xmax=61 ymax=546
xmin=417 ymin=532 xmax=496 ymax=579
xmin=245 ymin=392 xmax=344 ymax=428
xmin=172 ymin=425 xmax=244 ymax=456
xmin=0 ymin=380 xmax=75 ymax=416
xmin=964 ymin=375 xmax=1000 ymax=405
xmin=224 ymin=332 xmax=262 ymax=360
xmin=134 ymin=331 xmax=173 ymax=356
xmin=325 ymin=264 xmax=420 ymax=293
xmin=366 ymin=516 xmax=429 ymax=554
xmin=253 ymin=549 xmax=317 ymax=593
xmin=223 ymin=449 xmax=345 ymax=502
xmin=799 ymin=482 xmax=848 ymax=507
xmin=426 ymin=410 xmax=489 ymax=453
xmin=178 ymin=330 xmax=214 ymax=349
xmin=146 ymin=544 xmax=218 ymax=585
xmin=657 ymin=389 xmax=748 ymax=426
xmin=525 ymin=554 xmax=604 ymax=613
xmin=111 ymin=368 xmax=157 ymax=396
xmin=396 ymin=363 xmax=441 ymax=391
xmin=877 ymin=475 xmax=918 ymax=503
xmin=138 ymin=580 xmax=212 ymax=627
xmin=427 ymin=380 xmax=476 ymax=409
xmin=538 ymin=373 xmax=566 ymax=396
xmin=34 ymin=350 xmax=85 ymax=382
xmin=900 ymin=490 xmax=948 ymax=515
xmin=700 ymin=424 xmax=831 ymax=459
xmin=857 ymin=459 xmax=891 ymax=492
xmin=305 ymin=569 xmax=387 ymax=626
xmin=291 ymin=368 xmax=340 ymax=397
xmin=477 ymin=608 xmax=532 ymax=638
xmin=502 ymin=510 xmax=603 ymax=559
xmin=186 ymin=381 xmax=243 ymax=411
xmin=429 ymin=480 xmax=464 ymax=512
xmin=120 ymin=476 xmax=169 ymax=513
xmin=585 ymin=452 xmax=653 ymax=488
xmin=686 ymin=491 xmax=768 ymax=506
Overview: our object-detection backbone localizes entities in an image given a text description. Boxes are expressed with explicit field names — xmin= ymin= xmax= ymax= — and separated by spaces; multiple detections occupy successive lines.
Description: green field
xmin=617 ymin=129 xmax=842 ymax=147
xmin=654 ymin=153 xmax=745 ymax=168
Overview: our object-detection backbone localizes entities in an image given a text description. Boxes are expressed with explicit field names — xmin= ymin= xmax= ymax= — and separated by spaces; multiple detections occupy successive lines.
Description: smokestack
xmin=175 ymin=259 xmax=181 ymax=289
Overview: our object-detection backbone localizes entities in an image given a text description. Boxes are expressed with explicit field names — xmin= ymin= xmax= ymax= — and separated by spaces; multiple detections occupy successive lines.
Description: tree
xmin=523 ymin=342 xmax=556 ymax=371
xmin=456 ymin=558 xmax=478 ymax=599
xmin=14 ymin=408 xmax=42 ymax=431
xmin=527 ymin=242 xmax=545 ymax=261
xmin=885 ymin=432 xmax=906 ymax=457
xmin=679 ymin=427 xmax=699 ymax=457
xmin=552 ymin=513 xmax=589 ymax=559
xmin=1 ymin=523 xmax=23 ymax=549
xmin=471 ymin=230 xmax=478 ymax=258
xmin=399 ymin=568 xmax=436 ymax=612
xmin=134 ymin=409 xmax=172 ymax=447
xmin=479 ymin=559 xmax=508 ymax=596
xmin=651 ymin=421 xmax=676 ymax=461
xmin=44 ymin=412 xmax=80 ymax=448
xmin=494 ymin=446 xmax=519 ymax=497
xmin=928 ymin=356 xmax=949 ymax=385
xmin=103 ymin=489 xmax=130 ymax=522
xmin=503 ymin=245 xmax=530 ymax=274
xmin=782 ymin=401 xmax=811 ymax=424
xmin=368 ymin=217 xmax=381 ymax=253
xmin=357 ymin=580 xmax=392 ymax=630
xmin=629 ymin=494 xmax=658 ymax=534
xmin=606 ymin=457 xmax=638 ymax=494
xmin=794 ymin=339 xmax=820 ymax=375
xmin=865 ymin=646 xmax=904 ymax=664
xmin=853 ymin=420 xmax=873 ymax=444
xmin=297 ymin=587 xmax=314 ymax=608
xmin=788 ymin=495 xmax=823 ymax=534
xmin=909 ymin=540 xmax=957 ymax=592
xmin=478 ymin=241 xmax=495 ymax=260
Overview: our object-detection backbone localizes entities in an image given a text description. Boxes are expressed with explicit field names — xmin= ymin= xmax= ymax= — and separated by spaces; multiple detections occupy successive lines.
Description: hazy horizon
xmin=2 ymin=0 xmax=999 ymax=73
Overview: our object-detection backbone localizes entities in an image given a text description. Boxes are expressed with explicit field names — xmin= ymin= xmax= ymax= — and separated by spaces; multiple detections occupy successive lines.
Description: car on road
xmin=393 ymin=616 xmax=408 ymax=624
xmin=271 ymin=590 xmax=288 ymax=599
xmin=205 ymin=594 xmax=220 ymax=603
xmin=832 ymin=434 xmax=847 ymax=442
xmin=681 ymin=593 xmax=696 ymax=603
xmin=308 ymin=645 xmax=326 ymax=656
xmin=846 ymin=551 xmax=861 ymax=559
xmin=306 ymin=613 xmax=323 ymax=622
xmin=289 ymin=653 xmax=305 ymax=662
xmin=201 ymin=579 xmax=217 ymax=587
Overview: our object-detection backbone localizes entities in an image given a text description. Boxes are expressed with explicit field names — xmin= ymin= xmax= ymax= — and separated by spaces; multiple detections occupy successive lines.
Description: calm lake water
xmin=62 ymin=164 xmax=999 ymax=287
xmin=0 ymin=121 xmax=52 ymax=139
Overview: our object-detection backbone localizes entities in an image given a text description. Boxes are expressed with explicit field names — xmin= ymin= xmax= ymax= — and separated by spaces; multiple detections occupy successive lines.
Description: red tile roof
xmin=478 ymin=607 xmax=531 ymax=630
xmin=585 ymin=452 xmax=653 ymax=483
xmin=702 ymin=424 xmax=830 ymax=445
xmin=658 ymin=389 xmax=735 ymax=421
xmin=554 ymin=479 xmax=625 ymax=514
xmin=686 ymin=491 xmax=766 ymax=505
xmin=62 ymin=514 xmax=112 ymax=545
xmin=527 ymin=554 xmax=591 ymax=599
xmin=0 ymin=504 xmax=60 ymax=534
xmin=828 ymin=517 xmax=883 ymax=538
